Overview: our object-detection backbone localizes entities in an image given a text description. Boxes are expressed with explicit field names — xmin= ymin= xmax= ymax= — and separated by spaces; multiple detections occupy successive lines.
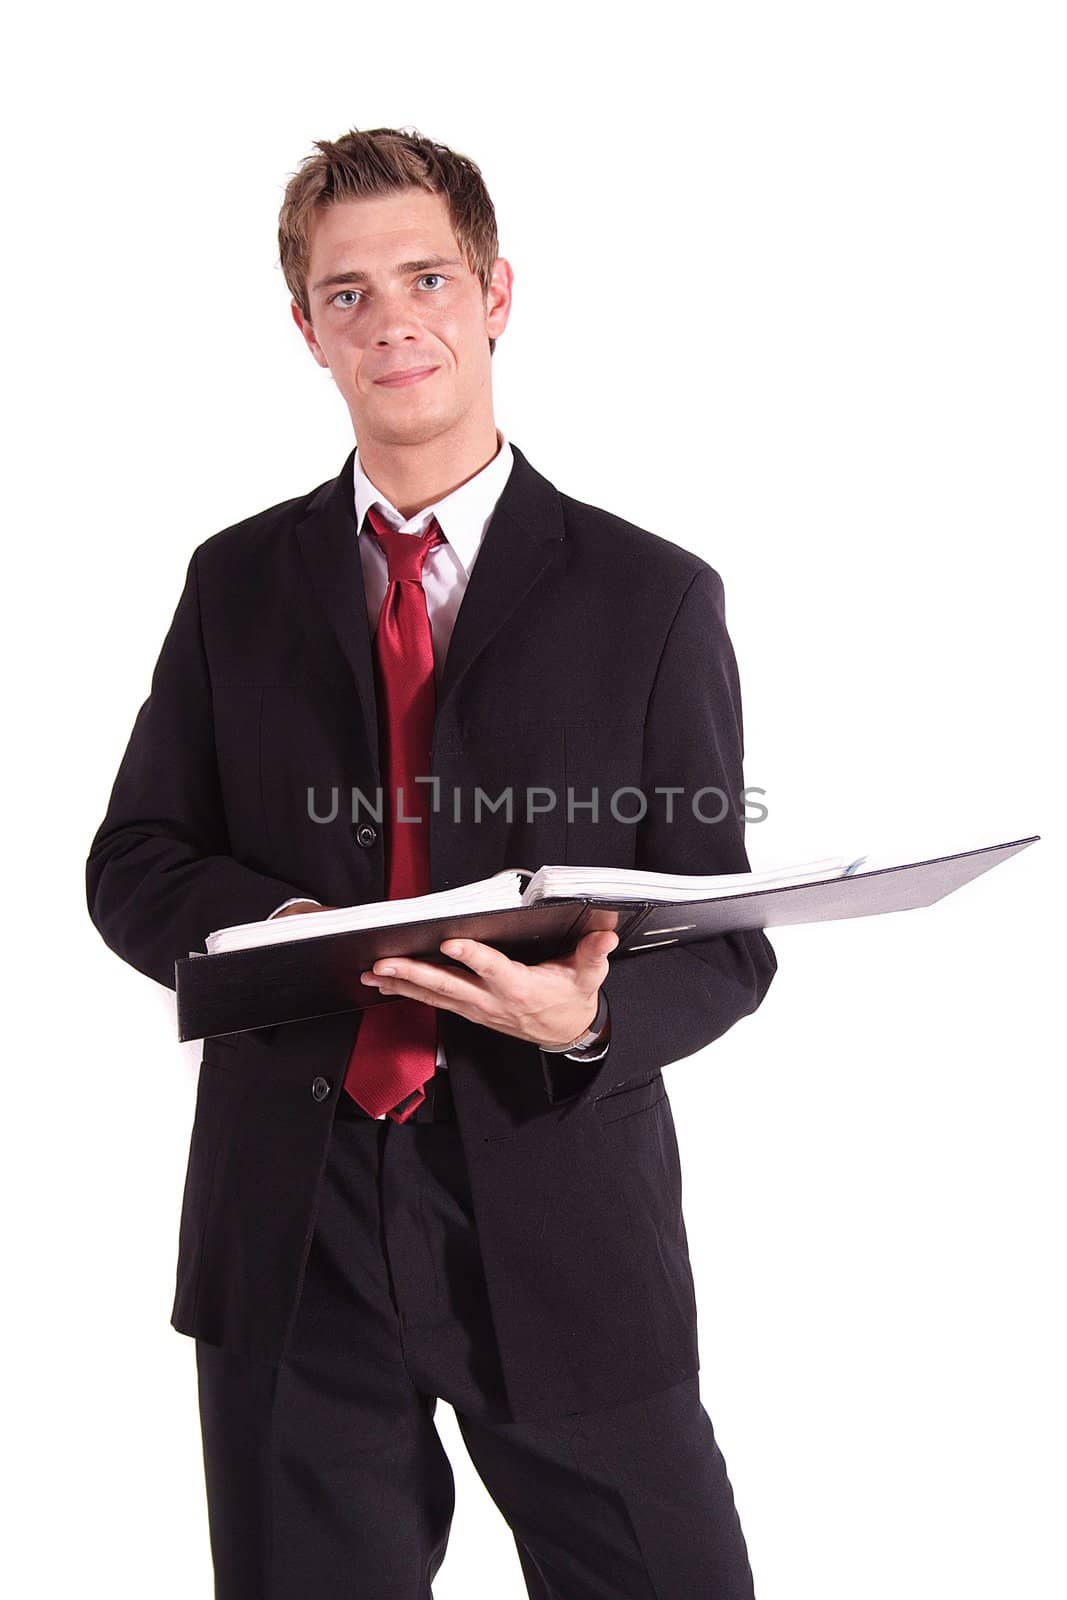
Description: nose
xmin=369 ymin=287 xmax=423 ymax=348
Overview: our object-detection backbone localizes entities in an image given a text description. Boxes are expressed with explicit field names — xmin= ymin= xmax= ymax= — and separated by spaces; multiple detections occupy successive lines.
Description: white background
xmin=3 ymin=2 xmax=1063 ymax=1595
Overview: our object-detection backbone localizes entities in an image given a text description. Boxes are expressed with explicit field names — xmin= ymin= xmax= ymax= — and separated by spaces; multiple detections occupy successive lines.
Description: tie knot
xmin=364 ymin=503 xmax=445 ymax=584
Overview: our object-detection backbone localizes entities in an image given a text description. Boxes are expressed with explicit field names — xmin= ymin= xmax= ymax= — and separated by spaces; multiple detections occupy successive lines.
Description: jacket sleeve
xmin=540 ymin=562 xmax=777 ymax=1107
xmin=85 ymin=548 xmax=313 ymax=991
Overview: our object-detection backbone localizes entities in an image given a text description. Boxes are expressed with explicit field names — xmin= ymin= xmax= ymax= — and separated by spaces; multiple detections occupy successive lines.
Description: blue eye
xmin=329 ymin=274 xmax=445 ymax=309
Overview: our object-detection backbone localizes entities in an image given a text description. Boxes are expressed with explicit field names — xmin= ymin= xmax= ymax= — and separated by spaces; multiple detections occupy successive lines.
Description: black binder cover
xmin=175 ymin=835 xmax=1038 ymax=1042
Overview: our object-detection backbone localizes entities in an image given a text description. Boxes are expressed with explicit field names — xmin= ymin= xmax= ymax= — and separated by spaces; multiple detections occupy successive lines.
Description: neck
xmin=354 ymin=415 xmax=501 ymax=520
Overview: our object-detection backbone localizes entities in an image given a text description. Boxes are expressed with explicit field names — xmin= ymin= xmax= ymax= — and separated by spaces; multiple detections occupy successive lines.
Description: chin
xmin=365 ymin=405 xmax=459 ymax=446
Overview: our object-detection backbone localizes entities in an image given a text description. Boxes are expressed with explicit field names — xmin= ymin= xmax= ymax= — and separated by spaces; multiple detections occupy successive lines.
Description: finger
xmin=362 ymin=955 xmax=487 ymax=1010
xmin=368 ymin=970 xmax=485 ymax=1013
xmin=438 ymin=938 xmax=529 ymax=995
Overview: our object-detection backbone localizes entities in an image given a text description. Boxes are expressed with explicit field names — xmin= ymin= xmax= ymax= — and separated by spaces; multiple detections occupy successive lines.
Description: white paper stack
xmin=203 ymin=855 xmax=871 ymax=956
xmin=521 ymin=856 xmax=867 ymax=906
xmin=205 ymin=868 xmax=527 ymax=955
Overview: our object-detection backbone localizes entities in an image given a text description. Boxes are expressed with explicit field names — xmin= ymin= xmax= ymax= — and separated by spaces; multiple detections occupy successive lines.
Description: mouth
xmin=373 ymin=366 xmax=439 ymax=388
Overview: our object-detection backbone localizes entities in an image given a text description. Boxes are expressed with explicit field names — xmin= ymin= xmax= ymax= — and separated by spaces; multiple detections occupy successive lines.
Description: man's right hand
xmin=273 ymin=901 xmax=338 ymax=917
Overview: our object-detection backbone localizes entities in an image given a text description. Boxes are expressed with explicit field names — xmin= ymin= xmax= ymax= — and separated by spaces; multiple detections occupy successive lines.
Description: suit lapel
xmin=295 ymin=446 xmax=382 ymax=785
xmin=293 ymin=439 xmax=567 ymax=770
xmin=436 ymin=442 xmax=566 ymax=717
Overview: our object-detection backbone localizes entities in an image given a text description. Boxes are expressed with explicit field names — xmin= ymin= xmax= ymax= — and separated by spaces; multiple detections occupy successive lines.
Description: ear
xmin=485 ymin=257 xmax=514 ymax=343
xmin=290 ymin=299 xmax=329 ymax=369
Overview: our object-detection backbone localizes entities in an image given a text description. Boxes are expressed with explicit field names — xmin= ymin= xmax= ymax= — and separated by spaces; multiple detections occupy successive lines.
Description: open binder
xmin=174 ymin=834 xmax=1038 ymax=1043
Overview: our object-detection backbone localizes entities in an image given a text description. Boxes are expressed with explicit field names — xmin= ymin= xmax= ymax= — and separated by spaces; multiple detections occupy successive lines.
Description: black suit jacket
xmin=86 ymin=441 xmax=776 ymax=1422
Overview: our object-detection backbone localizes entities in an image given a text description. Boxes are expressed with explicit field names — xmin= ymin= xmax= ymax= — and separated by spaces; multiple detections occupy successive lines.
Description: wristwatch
xmin=540 ymin=989 xmax=610 ymax=1054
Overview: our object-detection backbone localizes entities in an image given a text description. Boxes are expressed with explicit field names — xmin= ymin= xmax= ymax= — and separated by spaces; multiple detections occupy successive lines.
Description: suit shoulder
xmin=190 ymin=472 xmax=332 ymax=570
xmin=558 ymin=489 xmax=722 ymax=593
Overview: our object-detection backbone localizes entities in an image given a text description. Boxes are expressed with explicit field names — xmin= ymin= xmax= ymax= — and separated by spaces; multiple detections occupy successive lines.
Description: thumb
xmin=578 ymin=930 xmax=620 ymax=966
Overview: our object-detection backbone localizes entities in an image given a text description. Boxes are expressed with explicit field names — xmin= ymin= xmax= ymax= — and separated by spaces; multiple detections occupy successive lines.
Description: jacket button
xmin=311 ymin=1076 xmax=331 ymax=1102
xmin=354 ymin=824 xmax=377 ymax=847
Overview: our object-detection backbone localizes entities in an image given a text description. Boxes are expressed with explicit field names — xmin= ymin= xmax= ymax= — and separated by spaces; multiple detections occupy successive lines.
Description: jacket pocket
xmin=593 ymin=1072 xmax=665 ymax=1125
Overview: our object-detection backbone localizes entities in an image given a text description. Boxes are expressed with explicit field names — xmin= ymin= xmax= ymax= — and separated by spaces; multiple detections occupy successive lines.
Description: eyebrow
xmin=311 ymin=255 xmax=465 ymax=295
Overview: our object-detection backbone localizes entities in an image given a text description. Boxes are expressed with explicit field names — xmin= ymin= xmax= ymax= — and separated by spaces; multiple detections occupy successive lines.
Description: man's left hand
xmin=359 ymin=930 xmax=619 ymax=1050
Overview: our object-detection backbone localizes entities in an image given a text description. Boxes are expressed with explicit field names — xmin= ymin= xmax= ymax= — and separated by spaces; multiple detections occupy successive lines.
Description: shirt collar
xmin=353 ymin=430 xmax=514 ymax=575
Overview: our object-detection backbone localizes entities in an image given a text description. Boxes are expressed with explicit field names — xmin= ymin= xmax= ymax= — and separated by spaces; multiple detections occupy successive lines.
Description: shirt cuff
xmin=267 ymin=896 xmax=322 ymax=920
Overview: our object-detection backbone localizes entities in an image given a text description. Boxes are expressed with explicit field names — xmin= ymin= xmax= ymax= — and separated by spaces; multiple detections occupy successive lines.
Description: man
xmin=86 ymin=126 xmax=777 ymax=1598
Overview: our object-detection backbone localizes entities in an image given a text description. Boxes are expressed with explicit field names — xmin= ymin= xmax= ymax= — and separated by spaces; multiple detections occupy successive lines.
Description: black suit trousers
xmin=194 ymin=1092 xmax=757 ymax=1599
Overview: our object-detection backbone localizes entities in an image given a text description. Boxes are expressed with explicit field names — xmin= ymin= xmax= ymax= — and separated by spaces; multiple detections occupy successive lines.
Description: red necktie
xmin=343 ymin=504 xmax=445 ymax=1123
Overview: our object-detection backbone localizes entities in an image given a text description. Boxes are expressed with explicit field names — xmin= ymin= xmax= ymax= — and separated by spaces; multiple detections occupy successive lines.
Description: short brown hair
xmin=278 ymin=125 xmax=501 ymax=353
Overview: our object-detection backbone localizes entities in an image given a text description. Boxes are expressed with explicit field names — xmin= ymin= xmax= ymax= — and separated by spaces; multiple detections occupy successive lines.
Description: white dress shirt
xmin=269 ymin=430 xmax=610 ymax=1078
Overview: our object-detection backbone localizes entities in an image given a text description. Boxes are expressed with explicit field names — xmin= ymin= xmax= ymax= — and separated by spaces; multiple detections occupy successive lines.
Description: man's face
xmin=292 ymin=188 xmax=511 ymax=449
